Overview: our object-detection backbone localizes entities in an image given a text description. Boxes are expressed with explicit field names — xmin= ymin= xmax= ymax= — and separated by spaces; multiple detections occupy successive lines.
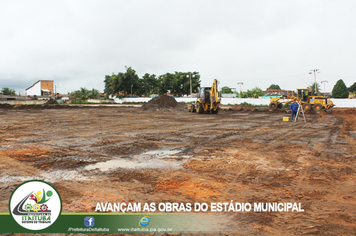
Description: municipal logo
xmin=84 ymin=216 xmax=95 ymax=227
xmin=9 ymin=180 xmax=62 ymax=230
xmin=138 ymin=216 xmax=150 ymax=226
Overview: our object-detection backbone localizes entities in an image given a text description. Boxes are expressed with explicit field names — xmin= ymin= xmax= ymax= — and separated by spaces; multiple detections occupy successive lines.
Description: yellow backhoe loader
xmin=188 ymin=79 xmax=221 ymax=114
xmin=269 ymin=88 xmax=334 ymax=111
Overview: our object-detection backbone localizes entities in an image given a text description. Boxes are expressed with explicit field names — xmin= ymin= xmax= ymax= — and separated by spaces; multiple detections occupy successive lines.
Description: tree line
xmin=103 ymin=66 xmax=201 ymax=98
xmin=68 ymin=79 xmax=356 ymax=100
xmin=265 ymin=80 xmax=355 ymax=98
xmin=1 ymin=87 xmax=16 ymax=96
xmin=69 ymin=87 xmax=100 ymax=103
xmin=1 ymin=73 xmax=355 ymax=99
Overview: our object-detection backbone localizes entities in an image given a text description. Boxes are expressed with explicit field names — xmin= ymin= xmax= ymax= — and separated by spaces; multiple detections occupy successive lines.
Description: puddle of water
xmin=232 ymin=113 xmax=250 ymax=116
xmin=289 ymin=141 xmax=308 ymax=145
xmin=0 ymin=170 xmax=90 ymax=184
xmin=84 ymin=158 xmax=183 ymax=171
xmin=84 ymin=148 xmax=190 ymax=171
xmin=184 ymin=134 xmax=215 ymax=138
xmin=350 ymin=131 xmax=356 ymax=139
xmin=0 ymin=176 xmax=32 ymax=184
xmin=135 ymin=148 xmax=181 ymax=159
xmin=320 ymin=148 xmax=348 ymax=154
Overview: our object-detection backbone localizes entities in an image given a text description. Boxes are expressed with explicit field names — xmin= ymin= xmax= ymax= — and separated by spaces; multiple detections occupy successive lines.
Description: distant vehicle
xmin=269 ymin=88 xmax=334 ymax=111
xmin=188 ymin=79 xmax=220 ymax=114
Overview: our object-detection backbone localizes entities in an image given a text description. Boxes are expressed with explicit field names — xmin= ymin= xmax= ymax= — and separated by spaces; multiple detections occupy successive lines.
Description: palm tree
xmin=89 ymin=88 xmax=100 ymax=99
xmin=308 ymin=82 xmax=321 ymax=95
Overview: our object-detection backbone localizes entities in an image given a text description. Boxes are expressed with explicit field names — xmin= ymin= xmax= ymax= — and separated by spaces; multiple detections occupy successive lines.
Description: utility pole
xmin=309 ymin=69 xmax=320 ymax=95
xmin=237 ymin=82 xmax=243 ymax=98
xmin=187 ymin=74 xmax=195 ymax=97
xmin=321 ymin=80 xmax=328 ymax=96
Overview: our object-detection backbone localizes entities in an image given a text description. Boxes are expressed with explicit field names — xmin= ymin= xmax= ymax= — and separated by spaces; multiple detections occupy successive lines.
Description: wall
xmin=114 ymin=97 xmax=356 ymax=108
xmin=26 ymin=82 xmax=41 ymax=96
xmin=330 ymin=99 xmax=356 ymax=108
xmin=87 ymin=99 xmax=114 ymax=103
xmin=41 ymin=80 xmax=54 ymax=95
xmin=221 ymin=94 xmax=237 ymax=98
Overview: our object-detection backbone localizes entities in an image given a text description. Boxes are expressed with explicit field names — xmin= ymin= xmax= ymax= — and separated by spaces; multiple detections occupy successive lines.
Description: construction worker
xmin=290 ymin=99 xmax=299 ymax=121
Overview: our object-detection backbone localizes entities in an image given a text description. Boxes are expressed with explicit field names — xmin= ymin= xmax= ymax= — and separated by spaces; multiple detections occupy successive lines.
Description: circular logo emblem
xmin=9 ymin=180 xmax=62 ymax=230
xmin=139 ymin=216 xmax=150 ymax=226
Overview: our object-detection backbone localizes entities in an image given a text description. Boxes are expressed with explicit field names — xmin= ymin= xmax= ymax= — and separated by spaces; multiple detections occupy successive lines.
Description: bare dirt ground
xmin=0 ymin=104 xmax=355 ymax=235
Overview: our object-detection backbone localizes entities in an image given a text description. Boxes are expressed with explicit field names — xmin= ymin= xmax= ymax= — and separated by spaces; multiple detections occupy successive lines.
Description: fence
xmin=113 ymin=97 xmax=356 ymax=108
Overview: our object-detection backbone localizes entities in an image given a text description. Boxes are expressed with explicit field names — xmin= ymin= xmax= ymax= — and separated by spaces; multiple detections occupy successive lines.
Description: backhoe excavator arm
xmin=210 ymin=79 xmax=219 ymax=103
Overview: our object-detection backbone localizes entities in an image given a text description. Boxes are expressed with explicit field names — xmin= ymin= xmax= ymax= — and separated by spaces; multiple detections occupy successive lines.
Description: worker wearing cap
xmin=290 ymin=100 xmax=299 ymax=121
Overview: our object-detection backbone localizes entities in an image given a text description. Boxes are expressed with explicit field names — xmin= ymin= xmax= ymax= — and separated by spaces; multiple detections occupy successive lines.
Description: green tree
xmin=88 ymin=88 xmax=100 ymax=99
xmin=104 ymin=66 xmax=140 ymax=97
xmin=71 ymin=87 xmax=100 ymax=100
xmin=177 ymin=72 xmax=200 ymax=96
xmin=103 ymin=74 xmax=116 ymax=96
xmin=158 ymin=73 xmax=174 ymax=95
xmin=332 ymin=79 xmax=349 ymax=98
xmin=250 ymin=87 xmax=263 ymax=98
xmin=104 ymin=67 xmax=201 ymax=97
xmin=183 ymin=72 xmax=200 ymax=96
xmin=221 ymin=86 xmax=233 ymax=94
xmin=157 ymin=72 xmax=200 ymax=96
xmin=308 ymin=82 xmax=322 ymax=95
xmin=266 ymin=84 xmax=281 ymax=90
xmin=348 ymin=82 xmax=356 ymax=92
xmin=240 ymin=87 xmax=263 ymax=98
xmin=140 ymin=73 xmax=158 ymax=96
xmin=1 ymin=87 xmax=16 ymax=96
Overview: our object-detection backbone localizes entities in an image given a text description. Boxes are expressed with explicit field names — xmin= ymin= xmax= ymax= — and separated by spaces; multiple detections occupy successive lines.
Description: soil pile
xmin=0 ymin=103 xmax=12 ymax=109
xmin=331 ymin=108 xmax=356 ymax=115
xmin=142 ymin=95 xmax=179 ymax=111
xmin=44 ymin=99 xmax=59 ymax=105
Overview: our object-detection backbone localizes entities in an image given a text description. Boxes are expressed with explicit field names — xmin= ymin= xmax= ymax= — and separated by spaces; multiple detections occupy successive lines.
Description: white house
xmin=26 ymin=80 xmax=54 ymax=96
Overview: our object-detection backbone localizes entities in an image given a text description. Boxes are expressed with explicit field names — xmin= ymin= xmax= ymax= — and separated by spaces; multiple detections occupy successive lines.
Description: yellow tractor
xmin=188 ymin=79 xmax=221 ymax=114
xmin=269 ymin=88 xmax=334 ymax=111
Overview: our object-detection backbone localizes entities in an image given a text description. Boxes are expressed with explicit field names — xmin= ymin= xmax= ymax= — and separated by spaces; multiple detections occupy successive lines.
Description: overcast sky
xmin=1 ymin=0 xmax=356 ymax=94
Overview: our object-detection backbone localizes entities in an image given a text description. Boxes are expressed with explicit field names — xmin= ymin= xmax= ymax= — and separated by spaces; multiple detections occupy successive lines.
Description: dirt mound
xmin=268 ymin=108 xmax=289 ymax=113
xmin=0 ymin=103 xmax=12 ymax=109
xmin=304 ymin=109 xmax=317 ymax=115
xmin=331 ymin=108 xmax=356 ymax=115
xmin=142 ymin=95 xmax=179 ymax=110
xmin=44 ymin=99 xmax=59 ymax=105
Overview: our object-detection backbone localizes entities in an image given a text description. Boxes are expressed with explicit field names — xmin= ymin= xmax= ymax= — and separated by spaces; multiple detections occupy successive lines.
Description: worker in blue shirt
xmin=290 ymin=99 xmax=299 ymax=121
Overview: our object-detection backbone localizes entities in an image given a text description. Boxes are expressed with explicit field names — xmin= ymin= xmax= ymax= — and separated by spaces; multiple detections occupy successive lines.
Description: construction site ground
xmin=0 ymin=104 xmax=355 ymax=235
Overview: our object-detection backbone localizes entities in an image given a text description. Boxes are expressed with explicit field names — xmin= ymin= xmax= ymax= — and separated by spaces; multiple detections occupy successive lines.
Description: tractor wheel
xmin=197 ymin=103 xmax=204 ymax=114
xmin=277 ymin=103 xmax=283 ymax=109
xmin=314 ymin=103 xmax=323 ymax=111
xmin=269 ymin=102 xmax=278 ymax=110
xmin=303 ymin=103 xmax=311 ymax=111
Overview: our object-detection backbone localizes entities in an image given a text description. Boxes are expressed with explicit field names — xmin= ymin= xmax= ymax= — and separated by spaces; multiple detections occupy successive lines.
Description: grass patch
xmin=70 ymin=99 xmax=89 ymax=104
xmin=239 ymin=102 xmax=268 ymax=107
